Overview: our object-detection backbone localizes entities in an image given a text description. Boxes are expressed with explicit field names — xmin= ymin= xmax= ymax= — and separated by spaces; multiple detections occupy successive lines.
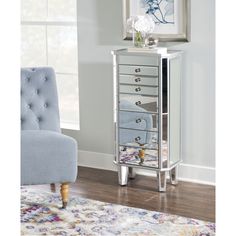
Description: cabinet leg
xmin=157 ymin=171 xmax=167 ymax=192
xmin=128 ymin=167 xmax=136 ymax=179
xmin=118 ymin=166 xmax=129 ymax=186
xmin=170 ymin=166 xmax=178 ymax=185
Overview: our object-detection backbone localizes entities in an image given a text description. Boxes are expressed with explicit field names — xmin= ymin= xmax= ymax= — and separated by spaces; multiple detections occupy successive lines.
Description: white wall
xmin=63 ymin=0 xmax=215 ymax=184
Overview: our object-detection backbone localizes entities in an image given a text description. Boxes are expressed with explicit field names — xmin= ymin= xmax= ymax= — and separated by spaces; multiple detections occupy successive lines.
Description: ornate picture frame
xmin=123 ymin=0 xmax=191 ymax=42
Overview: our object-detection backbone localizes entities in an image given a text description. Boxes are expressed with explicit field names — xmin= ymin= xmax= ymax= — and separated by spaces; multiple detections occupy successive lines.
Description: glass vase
xmin=133 ymin=31 xmax=145 ymax=48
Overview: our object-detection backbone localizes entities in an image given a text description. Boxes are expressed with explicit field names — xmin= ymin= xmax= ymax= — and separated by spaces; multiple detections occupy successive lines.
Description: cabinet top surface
xmin=111 ymin=48 xmax=183 ymax=58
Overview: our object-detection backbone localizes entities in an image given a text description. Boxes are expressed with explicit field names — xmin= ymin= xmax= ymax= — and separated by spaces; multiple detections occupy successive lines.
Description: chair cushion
xmin=21 ymin=130 xmax=78 ymax=185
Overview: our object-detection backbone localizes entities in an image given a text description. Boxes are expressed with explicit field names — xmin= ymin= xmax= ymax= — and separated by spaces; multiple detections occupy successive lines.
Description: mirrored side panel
xmin=169 ymin=56 xmax=181 ymax=166
xmin=159 ymin=58 xmax=168 ymax=169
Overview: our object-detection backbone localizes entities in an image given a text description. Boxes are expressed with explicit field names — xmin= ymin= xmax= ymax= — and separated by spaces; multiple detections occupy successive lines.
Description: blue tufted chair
xmin=21 ymin=67 xmax=78 ymax=208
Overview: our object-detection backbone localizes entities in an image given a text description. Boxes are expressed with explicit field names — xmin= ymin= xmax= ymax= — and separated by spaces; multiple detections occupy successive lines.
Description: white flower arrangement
xmin=126 ymin=15 xmax=155 ymax=35
xmin=126 ymin=15 xmax=155 ymax=47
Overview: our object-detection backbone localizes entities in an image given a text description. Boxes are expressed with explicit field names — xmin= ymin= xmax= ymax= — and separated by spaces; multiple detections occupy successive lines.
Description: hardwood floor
xmin=28 ymin=167 xmax=215 ymax=222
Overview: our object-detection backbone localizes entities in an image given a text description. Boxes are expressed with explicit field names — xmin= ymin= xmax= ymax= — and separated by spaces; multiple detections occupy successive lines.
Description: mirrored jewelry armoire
xmin=112 ymin=48 xmax=182 ymax=191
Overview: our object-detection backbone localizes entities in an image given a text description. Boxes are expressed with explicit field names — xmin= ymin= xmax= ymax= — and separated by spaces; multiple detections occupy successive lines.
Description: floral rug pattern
xmin=21 ymin=188 xmax=215 ymax=236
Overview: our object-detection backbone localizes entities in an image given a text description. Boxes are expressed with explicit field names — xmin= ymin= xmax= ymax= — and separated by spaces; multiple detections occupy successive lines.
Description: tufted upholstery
xmin=21 ymin=67 xmax=60 ymax=132
xmin=21 ymin=67 xmax=78 ymax=191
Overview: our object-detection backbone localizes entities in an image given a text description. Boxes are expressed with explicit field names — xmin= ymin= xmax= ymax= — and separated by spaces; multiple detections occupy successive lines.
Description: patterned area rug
xmin=21 ymin=188 xmax=215 ymax=236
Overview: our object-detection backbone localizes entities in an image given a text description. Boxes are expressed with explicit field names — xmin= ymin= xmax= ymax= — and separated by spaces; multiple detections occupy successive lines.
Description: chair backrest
xmin=21 ymin=67 xmax=61 ymax=132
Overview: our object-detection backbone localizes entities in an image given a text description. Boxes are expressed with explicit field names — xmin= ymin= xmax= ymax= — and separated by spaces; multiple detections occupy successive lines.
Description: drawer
xmin=119 ymin=65 xmax=158 ymax=76
xmin=119 ymin=55 xmax=159 ymax=67
xmin=119 ymin=110 xmax=158 ymax=131
xmin=119 ymin=74 xmax=158 ymax=86
xmin=119 ymin=128 xmax=158 ymax=148
xmin=119 ymin=95 xmax=158 ymax=113
xmin=119 ymin=145 xmax=159 ymax=167
xmin=120 ymin=84 xmax=158 ymax=96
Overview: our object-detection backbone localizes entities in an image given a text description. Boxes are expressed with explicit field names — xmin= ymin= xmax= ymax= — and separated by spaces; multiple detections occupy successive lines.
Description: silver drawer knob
xmin=135 ymin=136 xmax=141 ymax=142
xmin=136 ymin=118 xmax=142 ymax=123
xmin=135 ymin=68 xmax=141 ymax=73
xmin=135 ymin=87 xmax=141 ymax=92
xmin=135 ymin=101 xmax=141 ymax=105
xmin=135 ymin=77 xmax=141 ymax=82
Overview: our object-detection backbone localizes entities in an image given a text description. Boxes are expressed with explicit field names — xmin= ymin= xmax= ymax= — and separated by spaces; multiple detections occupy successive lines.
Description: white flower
xmin=134 ymin=15 xmax=155 ymax=34
xmin=126 ymin=15 xmax=155 ymax=34
xmin=126 ymin=16 xmax=137 ymax=33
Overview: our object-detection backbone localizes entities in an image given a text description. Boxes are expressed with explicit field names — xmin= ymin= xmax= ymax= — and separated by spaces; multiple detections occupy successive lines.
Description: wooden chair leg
xmin=60 ymin=183 xmax=69 ymax=209
xmin=50 ymin=183 xmax=56 ymax=193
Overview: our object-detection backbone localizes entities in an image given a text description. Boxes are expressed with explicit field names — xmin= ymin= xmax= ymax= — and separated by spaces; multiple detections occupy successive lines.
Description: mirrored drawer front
xmin=120 ymin=84 xmax=158 ymax=96
xmin=119 ymin=75 xmax=158 ymax=86
xmin=119 ymin=55 xmax=159 ymax=67
xmin=119 ymin=128 xmax=158 ymax=149
xmin=119 ymin=95 xmax=158 ymax=113
xmin=119 ymin=110 xmax=158 ymax=131
xmin=119 ymin=146 xmax=159 ymax=168
xmin=119 ymin=65 xmax=158 ymax=76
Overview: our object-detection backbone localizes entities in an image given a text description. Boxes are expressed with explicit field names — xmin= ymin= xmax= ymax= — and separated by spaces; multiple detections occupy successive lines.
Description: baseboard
xmin=78 ymin=150 xmax=117 ymax=171
xmin=78 ymin=150 xmax=215 ymax=185
xmin=177 ymin=163 xmax=215 ymax=185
